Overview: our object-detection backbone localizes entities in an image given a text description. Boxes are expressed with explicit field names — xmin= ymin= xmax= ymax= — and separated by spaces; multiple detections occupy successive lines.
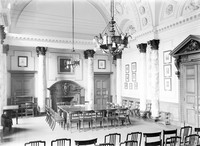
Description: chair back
xmin=143 ymin=132 xmax=161 ymax=146
xmin=120 ymin=140 xmax=138 ymax=146
xmin=163 ymin=129 xmax=177 ymax=146
xmin=24 ymin=140 xmax=46 ymax=146
xmin=195 ymin=128 xmax=200 ymax=135
xmin=179 ymin=126 xmax=192 ymax=143
xmin=104 ymin=133 xmax=121 ymax=146
xmin=126 ymin=132 xmax=142 ymax=146
xmin=75 ymin=138 xmax=97 ymax=146
xmin=184 ymin=134 xmax=200 ymax=146
xmin=166 ymin=136 xmax=181 ymax=146
xmin=99 ymin=143 xmax=115 ymax=146
xmin=51 ymin=138 xmax=71 ymax=146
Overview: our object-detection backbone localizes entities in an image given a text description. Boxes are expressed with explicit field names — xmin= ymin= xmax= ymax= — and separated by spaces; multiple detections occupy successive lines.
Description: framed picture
xmin=163 ymin=50 xmax=172 ymax=64
xmin=131 ymin=62 xmax=137 ymax=72
xmin=57 ymin=56 xmax=74 ymax=74
xmin=124 ymin=82 xmax=128 ymax=89
xmin=129 ymin=83 xmax=133 ymax=89
xmin=18 ymin=56 xmax=28 ymax=67
xmin=98 ymin=60 xmax=106 ymax=69
xmin=125 ymin=74 xmax=129 ymax=82
xmin=125 ymin=64 xmax=129 ymax=73
xmin=164 ymin=64 xmax=172 ymax=77
xmin=132 ymin=72 xmax=136 ymax=81
xmin=164 ymin=78 xmax=172 ymax=91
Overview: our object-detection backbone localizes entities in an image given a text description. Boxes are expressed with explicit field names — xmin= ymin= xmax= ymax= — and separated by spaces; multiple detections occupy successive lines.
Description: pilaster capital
xmin=147 ymin=39 xmax=160 ymax=50
xmin=0 ymin=25 xmax=6 ymax=44
xmin=36 ymin=46 xmax=47 ymax=56
xmin=137 ymin=43 xmax=147 ymax=53
xmin=84 ymin=49 xmax=95 ymax=59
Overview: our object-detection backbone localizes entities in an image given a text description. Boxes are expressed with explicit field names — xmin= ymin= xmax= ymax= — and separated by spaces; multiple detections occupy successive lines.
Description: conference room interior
xmin=1 ymin=0 xmax=200 ymax=145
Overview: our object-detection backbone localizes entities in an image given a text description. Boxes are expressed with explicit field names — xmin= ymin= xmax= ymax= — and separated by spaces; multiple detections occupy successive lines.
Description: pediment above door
xmin=171 ymin=35 xmax=200 ymax=57
xmin=170 ymin=35 xmax=200 ymax=78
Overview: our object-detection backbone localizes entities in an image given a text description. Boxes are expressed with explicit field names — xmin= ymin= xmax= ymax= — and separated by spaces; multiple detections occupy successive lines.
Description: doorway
xmin=94 ymin=74 xmax=110 ymax=109
xmin=181 ymin=62 xmax=200 ymax=127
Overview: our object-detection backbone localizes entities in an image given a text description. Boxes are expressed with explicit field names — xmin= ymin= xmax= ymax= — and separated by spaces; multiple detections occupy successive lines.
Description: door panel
xmin=183 ymin=64 xmax=198 ymax=126
xmin=94 ymin=75 xmax=110 ymax=109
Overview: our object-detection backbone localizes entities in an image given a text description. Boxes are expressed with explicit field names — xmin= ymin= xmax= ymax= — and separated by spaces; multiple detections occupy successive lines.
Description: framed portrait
xmin=163 ymin=50 xmax=172 ymax=64
xmin=132 ymin=72 xmax=136 ymax=82
xmin=18 ymin=56 xmax=28 ymax=67
xmin=131 ymin=62 xmax=137 ymax=72
xmin=98 ymin=60 xmax=106 ymax=69
xmin=125 ymin=64 xmax=129 ymax=73
xmin=125 ymin=74 xmax=129 ymax=82
xmin=164 ymin=64 xmax=171 ymax=77
xmin=164 ymin=78 xmax=172 ymax=91
xmin=129 ymin=83 xmax=133 ymax=89
xmin=57 ymin=56 xmax=74 ymax=74
xmin=124 ymin=82 xmax=128 ymax=89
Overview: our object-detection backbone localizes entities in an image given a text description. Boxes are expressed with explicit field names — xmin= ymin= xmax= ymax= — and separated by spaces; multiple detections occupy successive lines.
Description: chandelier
xmin=68 ymin=0 xmax=80 ymax=69
xmin=93 ymin=0 xmax=130 ymax=56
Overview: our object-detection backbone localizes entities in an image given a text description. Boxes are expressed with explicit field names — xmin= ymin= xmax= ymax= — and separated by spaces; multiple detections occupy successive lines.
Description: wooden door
xmin=11 ymin=73 xmax=35 ymax=97
xmin=94 ymin=74 xmax=110 ymax=109
xmin=182 ymin=63 xmax=200 ymax=127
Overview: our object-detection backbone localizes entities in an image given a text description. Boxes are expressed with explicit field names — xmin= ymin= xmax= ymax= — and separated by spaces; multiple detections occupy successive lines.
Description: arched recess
xmin=171 ymin=35 xmax=200 ymax=127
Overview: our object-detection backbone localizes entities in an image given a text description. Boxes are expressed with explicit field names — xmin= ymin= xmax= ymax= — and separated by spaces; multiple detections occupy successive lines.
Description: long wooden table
xmin=3 ymin=105 xmax=19 ymax=124
xmin=57 ymin=105 xmax=130 ymax=130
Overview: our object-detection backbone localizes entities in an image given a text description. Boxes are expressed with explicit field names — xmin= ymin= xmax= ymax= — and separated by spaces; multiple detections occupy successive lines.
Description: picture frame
xmin=132 ymin=72 xmax=136 ymax=82
xmin=163 ymin=50 xmax=172 ymax=64
xmin=57 ymin=56 xmax=74 ymax=74
xmin=124 ymin=82 xmax=128 ymax=89
xmin=125 ymin=74 xmax=129 ymax=82
xmin=18 ymin=56 xmax=28 ymax=67
xmin=125 ymin=64 xmax=129 ymax=73
xmin=129 ymin=83 xmax=133 ymax=89
xmin=164 ymin=64 xmax=172 ymax=77
xmin=131 ymin=62 xmax=137 ymax=72
xmin=164 ymin=78 xmax=172 ymax=91
xmin=98 ymin=60 xmax=106 ymax=69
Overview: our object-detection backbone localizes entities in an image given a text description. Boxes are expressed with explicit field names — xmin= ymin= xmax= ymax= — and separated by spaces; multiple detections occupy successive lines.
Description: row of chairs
xmin=45 ymin=105 xmax=65 ymax=130
xmin=58 ymin=107 xmax=131 ymax=131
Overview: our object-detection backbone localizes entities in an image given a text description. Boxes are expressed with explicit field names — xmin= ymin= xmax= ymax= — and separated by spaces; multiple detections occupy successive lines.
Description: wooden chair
xmin=25 ymin=102 xmax=35 ymax=117
xmin=184 ymin=134 xmax=200 ymax=146
xmin=80 ymin=110 xmax=94 ymax=131
xmin=120 ymin=140 xmax=138 ymax=146
xmin=68 ymin=111 xmax=82 ymax=132
xmin=195 ymin=127 xmax=200 ymax=135
xmin=24 ymin=140 xmax=46 ymax=146
xmin=75 ymin=138 xmax=97 ymax=146
xmin=179 ymin=126 xmax=192 ymax=144
xmin=140 ymin=103 xmax=151 ymax=119
xmin=143 ymin=132 xmax=161 ymax=146
xmin=166 ymin=136 xmax=181 ymax=146
xmin=117 ymin=108 xmax=131 ymax=126
xmin=106 ymin=109 xmax=118 ymax=128
xmin=104 ymin=133 xmax=121 ymax=146
xmin=126 ymin=132 xmax=142 ymax=146
xmin=163 ymin=129 xmax=177 ymax=146
xmin=51 ymin=138 xmax=71 ymax=146
xmin=93 ymin=109 xmax=106 ymax=129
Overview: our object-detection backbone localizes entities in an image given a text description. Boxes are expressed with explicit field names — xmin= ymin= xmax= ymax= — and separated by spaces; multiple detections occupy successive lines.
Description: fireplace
xmin=47 ymin=80 xmax=84 ymax=111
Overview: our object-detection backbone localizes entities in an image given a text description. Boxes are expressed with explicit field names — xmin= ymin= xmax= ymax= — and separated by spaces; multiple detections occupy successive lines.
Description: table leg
xmin=16 ymin=110 xmax=18 ymax=124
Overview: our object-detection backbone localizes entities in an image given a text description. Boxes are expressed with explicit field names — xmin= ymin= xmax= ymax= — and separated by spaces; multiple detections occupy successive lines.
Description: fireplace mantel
xmin=48 ymin=80 xmax=84 ymax=111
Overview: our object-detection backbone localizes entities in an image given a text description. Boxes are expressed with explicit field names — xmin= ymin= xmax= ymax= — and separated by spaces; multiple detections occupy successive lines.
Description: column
xmin=0 ymin=25 xmax=7 ymax=123
xmin=137 ymin=43 xmax=147 ymax=111
xmin=84 ymin=50 xmax=95 ymax=109
xmin=147 ymin=39 xmax=160 ymax=118
xmin=36 ymin=47 xmax=47 ymax=113
xmin=115 ymin=52 xmax=122 ymax=106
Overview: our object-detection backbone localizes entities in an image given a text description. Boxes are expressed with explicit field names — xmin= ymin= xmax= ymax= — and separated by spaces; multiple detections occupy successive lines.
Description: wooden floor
xmin=0 ymin=116 xmax=178 ymax=146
